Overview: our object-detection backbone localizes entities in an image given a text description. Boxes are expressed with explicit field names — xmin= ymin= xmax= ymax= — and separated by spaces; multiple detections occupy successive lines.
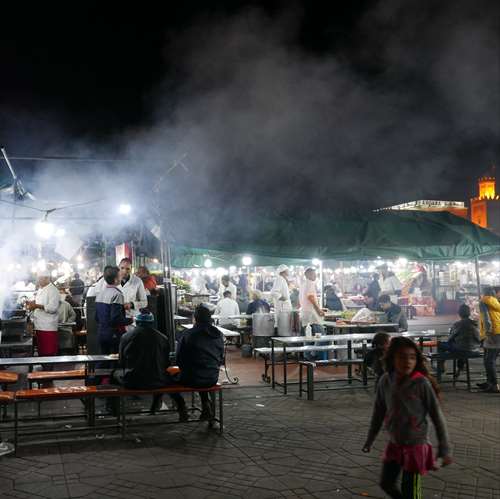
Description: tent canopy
xmin=170 ymin=211 xmax=500 ymax=265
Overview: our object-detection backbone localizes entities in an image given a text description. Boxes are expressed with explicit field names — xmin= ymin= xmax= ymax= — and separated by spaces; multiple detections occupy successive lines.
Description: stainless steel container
xmin=252 ymin=313 xmax=275 ymax=337
xmin=276 ymin=311 xmax=301 ymax=337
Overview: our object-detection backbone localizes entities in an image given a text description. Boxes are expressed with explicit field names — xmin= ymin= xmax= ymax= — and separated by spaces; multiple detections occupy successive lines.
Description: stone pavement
xmin=0 ymin=384 xmax=499 ymax=499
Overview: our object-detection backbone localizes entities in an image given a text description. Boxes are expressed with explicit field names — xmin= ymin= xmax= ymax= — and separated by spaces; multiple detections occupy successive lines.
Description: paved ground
xmin=0 ymin=380 xmax=499 ymax=499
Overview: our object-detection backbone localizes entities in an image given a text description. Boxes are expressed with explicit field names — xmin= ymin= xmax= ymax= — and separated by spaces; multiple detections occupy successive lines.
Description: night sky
xmin=0 ymin=0 xmax=499 ymax=221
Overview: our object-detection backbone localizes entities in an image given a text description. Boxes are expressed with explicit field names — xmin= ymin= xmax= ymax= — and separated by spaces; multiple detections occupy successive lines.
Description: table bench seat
xmin=27 ymin=369 xmax=86 ymax=387
xmin=254 ymin=343 xmax=365 ymax=356
xmin=0 ymin=372 xmax=19 ymax=385
xmin=299 ymin=359 xmax=367 ymax=400
xmin=12 ymin=383 xmax=223 ymax=453
xmin=0 ymin=392 xmax=15 ymax=403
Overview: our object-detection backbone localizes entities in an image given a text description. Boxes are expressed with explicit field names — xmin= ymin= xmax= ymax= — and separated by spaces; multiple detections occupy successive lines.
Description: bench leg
xmin=299 ymin=363 xmax=303 ymax=398
xmin=283 ymin=346 xmax=288 ymax=395
xmin=218 ymin=390 xmax=223 ymax=434
xmin=1 ymin=384 xmax=6 ymax=420
xmin=120 ymin=397 xmax=126 ymax=439
xmin=347 ymin=340 xmax=352 ymax=385
xmin=466 ymin=358 xmax=471 ymax=391
xmin=14 ymin=402 xmax=18 ymax=456
xmin=306 ymin=363 xmax=314 ymax=401
xmin=208 ymin=392 xmax=216 ymax=428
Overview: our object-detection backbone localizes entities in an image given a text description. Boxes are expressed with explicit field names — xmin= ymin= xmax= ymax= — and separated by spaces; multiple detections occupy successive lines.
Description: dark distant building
xmin=470 ymin=175 xmax=500 ymax=235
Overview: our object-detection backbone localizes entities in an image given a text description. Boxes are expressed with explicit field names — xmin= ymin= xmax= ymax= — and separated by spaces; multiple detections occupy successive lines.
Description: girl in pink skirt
xmin=363 ymin=337 xmax=453 ymax=498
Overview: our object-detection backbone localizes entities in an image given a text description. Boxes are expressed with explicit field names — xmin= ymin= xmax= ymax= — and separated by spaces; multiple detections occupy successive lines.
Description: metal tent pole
xmin=160 ymin=221 xmax=176 ymax=354
xmin=474 ymin=257 xmax=481 ymax=299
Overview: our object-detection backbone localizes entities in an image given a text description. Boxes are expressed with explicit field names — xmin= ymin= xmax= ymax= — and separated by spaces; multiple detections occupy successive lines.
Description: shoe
xmin=199 ymin=404 xmax=214 ymax=421
xmin=150 ymin=396 xmax=163 ymax=414
xmin=484 ymin=384 xmax=500 ymax=393
xmin=0 ymin=441 xmax=14 ymax=457
xmin=176 ymin=400 xmax=189 ymax=422
xmin=476 ymin=382 xmax=489 ymax=389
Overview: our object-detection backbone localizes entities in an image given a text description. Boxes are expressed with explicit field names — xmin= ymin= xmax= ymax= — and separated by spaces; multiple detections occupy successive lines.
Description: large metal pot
xmin=276 ymin=311 xmax=301 ymax=337
xmin=252 ymin=313 xmax=275 ymax=337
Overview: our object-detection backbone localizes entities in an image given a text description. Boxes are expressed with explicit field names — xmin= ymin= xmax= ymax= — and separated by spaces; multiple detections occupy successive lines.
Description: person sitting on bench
xmin=437 ymin=304 xmax=481 ymax=378
xmin=363 ymin=332 xmax=391 ymax=387
xmin=378 ymin=294 xmax=408 ymax=332
xmin=176 ymin=303 xmax=224 ymax=420
xmin=113 ymin=310 xmax=188 ymax=420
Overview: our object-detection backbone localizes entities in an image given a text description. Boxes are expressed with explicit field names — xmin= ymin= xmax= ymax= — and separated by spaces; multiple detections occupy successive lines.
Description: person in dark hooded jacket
xmin=177 ymin=304 xmax=224 ymax=419
xmin=177 ymin=304 xmax=224 ymax=387
xmin=112 ymin=310 xmax=188 ymax=419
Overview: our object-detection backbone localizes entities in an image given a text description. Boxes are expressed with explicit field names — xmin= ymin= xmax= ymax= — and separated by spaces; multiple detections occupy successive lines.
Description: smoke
xmin=1 ymin=1 xmax=499 ymax=248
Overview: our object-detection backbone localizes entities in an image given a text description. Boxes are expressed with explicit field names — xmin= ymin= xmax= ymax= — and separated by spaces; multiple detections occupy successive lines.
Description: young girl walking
xmin=362 ymin=337 xmax=452 ymax=498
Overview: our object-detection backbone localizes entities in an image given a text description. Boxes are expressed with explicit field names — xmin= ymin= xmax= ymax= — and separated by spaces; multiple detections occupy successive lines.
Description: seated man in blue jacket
xmin=176 ymin=303 xmax=225 ymax=420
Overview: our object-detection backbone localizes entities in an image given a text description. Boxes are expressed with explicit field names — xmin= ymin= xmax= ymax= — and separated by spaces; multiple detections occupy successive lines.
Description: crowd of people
xmin=20 ymin=259 xmax=500 ymax=499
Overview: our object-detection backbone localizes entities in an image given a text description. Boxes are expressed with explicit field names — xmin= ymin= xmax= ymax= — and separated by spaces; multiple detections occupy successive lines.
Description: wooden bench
xmin=12 ymin=383 xmax=223 ymax=452
xmin=0 ymin=371 xmax=19 ymax=419
xmin=299 ymin=359 xmax=367 ymax=400
xmin=428 ymin=351 xmax=483 ymax=391
xmin=27 ymin=366 xmax=181 ymax=388
xmin=254 ymin=343 xmax=365 ymax=385
xmin=27 ymin=369 xmax=86 ymax=388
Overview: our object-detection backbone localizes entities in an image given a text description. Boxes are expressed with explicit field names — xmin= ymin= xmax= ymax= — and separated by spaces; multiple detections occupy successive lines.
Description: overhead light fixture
xmin=118 ymin=204 xmax=132 ymax=215
xmin=312 ymin=258 xmax=321 ymax=266
xmin=241 ymin=256 xmax=252 ymax=266
xmin=204 ymin=258 xmax=213 ymax=269
xmin=34 ymin=221 xmax=55 ymax=239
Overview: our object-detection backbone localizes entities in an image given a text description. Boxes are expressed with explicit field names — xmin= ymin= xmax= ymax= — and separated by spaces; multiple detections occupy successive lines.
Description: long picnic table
xmin=269 ymin=329 xmax=450 ymax=393
xmin=0 ymin=354 xmax=118 ymax=375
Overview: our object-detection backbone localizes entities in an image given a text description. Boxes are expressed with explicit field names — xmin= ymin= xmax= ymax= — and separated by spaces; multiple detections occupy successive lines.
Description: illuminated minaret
xmin=478 ymin=176 xmax=496 ymax=200
xmin=470 ymin=167 xmax=500 ymax=231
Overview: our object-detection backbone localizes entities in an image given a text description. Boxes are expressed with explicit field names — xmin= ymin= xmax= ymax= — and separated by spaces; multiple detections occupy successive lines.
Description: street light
xmin=34 ymin=221 xmax=55 ymax=239
xmin=118 ymin=204 xmax=132 ymax=215
xmin=241 ymin=256 xmax=252 ymax=266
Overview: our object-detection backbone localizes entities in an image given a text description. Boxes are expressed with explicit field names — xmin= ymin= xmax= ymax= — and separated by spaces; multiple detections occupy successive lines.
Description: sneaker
xmin=0 ymin=441 xmax=14 ymax=457
xmin=476 ymin=382 xmax=489 ymax=389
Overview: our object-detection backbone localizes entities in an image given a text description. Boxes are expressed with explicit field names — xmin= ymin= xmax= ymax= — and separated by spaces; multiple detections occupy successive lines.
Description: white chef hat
xmin=277 ymin=264 xmax=289 ymax=274
xmin=37 ymin=269 xmax=51 ymax=278
xmin=305 ymin=266 xmax=317 ymax=273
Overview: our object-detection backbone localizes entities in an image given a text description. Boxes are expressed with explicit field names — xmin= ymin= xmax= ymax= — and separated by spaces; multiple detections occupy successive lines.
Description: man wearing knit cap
xmin=114 ymin=310 xmax=188 ymax=420
xmin=26 ymin=270 xmax=61 ymax=356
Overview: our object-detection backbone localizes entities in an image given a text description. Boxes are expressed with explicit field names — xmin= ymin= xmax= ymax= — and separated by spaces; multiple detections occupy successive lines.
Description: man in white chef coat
xmin=26 ymin=270 xmax=61 ymax=356
xmin=271 ymin=264 xmax=292 ymax=314
xmin=299 ymin=266 xmax=326 ymax=360
xmin=218 ymin=275 xmax=237 ymax=303
xmin=215 ymin=291 xmax=240 ymax=327
xmin=377 ymin=264 xmax=402 ymax=303
xmin=118 ymin=258 xmax=148 ymax=321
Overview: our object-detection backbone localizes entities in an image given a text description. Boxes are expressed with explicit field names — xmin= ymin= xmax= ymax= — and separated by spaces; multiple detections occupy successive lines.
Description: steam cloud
xmin=1 ymin=0 xmax=499 ymax=244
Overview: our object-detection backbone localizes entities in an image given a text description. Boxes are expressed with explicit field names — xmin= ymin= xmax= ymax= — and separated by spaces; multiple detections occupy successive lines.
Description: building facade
xmin=470 ymin=176 xmax=500 ymax=234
